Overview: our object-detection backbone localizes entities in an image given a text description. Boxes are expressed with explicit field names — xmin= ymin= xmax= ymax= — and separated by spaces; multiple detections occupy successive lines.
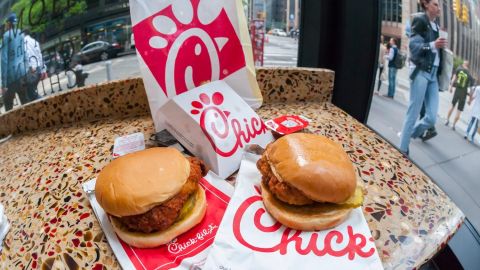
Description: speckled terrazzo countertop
xmin=0 ymin=68 xmax=464 ymax=270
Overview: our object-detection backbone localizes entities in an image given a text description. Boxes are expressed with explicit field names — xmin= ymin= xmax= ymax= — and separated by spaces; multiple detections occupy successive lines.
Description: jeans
xmin=388 ymin=67 xmax=397 ymax=97
xmin=466 ymin=117 xmax=479 ymax=141
xmin=3 ymin=79 xmax=29 ymax=112
xmin=400 ymin=67 xmax=439 ymax=153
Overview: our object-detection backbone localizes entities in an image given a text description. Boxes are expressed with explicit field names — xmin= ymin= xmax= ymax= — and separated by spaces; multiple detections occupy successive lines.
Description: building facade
xmin=1 ymin=0 xmax=131 ymax=57
xmin=381 ymin=0 xmax=480 ymax=78
xmin=250 ymin=0 xmax=300 ymax=31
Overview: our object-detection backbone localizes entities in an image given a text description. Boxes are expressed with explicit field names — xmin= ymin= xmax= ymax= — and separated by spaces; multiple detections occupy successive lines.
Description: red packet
xmin=265 ymin=115 xmax=310 ymax=135
xmin=83 ymin=173 xmax=233 ymax=270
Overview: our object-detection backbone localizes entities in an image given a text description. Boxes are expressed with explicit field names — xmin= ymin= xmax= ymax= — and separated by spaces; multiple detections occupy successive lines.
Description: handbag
xmin=26 ymin=68 xmax=41 ymax=85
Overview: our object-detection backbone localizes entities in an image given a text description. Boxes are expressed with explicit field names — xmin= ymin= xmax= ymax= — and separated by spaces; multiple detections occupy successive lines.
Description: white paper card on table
xmin=112 ymin=132 xmax=145 ymax=158
xmin=203 ymin=154 xmax=384 ymax=270
xmin=159 ymin=80 xmax=273 ymax=178
xmin=0 ymin=203 xmax=10 ymax=252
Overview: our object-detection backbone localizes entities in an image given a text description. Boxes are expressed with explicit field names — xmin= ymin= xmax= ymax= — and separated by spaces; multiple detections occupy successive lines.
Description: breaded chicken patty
xmin=257 ymin=155 xmax=314 ymax=205
xmin=118 ymin=157 xmax=207 ymax=233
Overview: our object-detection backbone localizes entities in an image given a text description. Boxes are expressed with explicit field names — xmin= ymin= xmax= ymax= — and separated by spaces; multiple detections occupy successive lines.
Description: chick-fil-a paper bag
xmin=159 ymin=81 xmax=273 ymax=178
xmin=130 ymin=0 xmax=262 ymax=132
xmin=83 ymin=172 xmax=233 ymax=270
xmin=203 ymin=154 xmax=384 ymax=270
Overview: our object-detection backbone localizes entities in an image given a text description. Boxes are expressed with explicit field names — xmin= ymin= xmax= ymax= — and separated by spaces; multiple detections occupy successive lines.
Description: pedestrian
xmin=24 ymin=28 xmax=46 ymax=101
xmin=385 ymin=38 xmax=399 ymax=98
xmin=464 ymin=84 xmax=480 ymax=143
xmin=377 ymin=35 xmax=387 ymax=92
xmin=445 ymin=60 xmax=475 ymax=130
xmin=1 ymin=13 xmax=29 ymax=112
xmin=399 ymin=0 xmax=447 ymax=155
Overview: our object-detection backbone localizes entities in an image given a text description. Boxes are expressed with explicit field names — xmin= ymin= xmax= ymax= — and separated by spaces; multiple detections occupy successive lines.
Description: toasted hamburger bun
xmin=110 ymin=185 xmax=207 ymax=248
xmin=95 ymin=147 xmax=207 ymax=248
xmin=264 ymin=133 xmax=356 ymax=203
xmin=95 ymin=147 xmax=191 ymax=217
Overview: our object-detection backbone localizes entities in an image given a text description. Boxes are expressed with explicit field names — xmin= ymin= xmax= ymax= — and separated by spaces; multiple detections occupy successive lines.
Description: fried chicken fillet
xmin=118 ymin=157 xmax=208 ymax=233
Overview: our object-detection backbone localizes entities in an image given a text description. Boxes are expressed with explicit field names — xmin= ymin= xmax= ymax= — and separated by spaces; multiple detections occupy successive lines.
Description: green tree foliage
xmin=11 ymin=0 xmax=86 ymax=33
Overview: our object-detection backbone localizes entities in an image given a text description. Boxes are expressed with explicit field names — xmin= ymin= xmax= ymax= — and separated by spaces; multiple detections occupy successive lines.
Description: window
xmin=382 ymin=0 xmax=402 ymax=23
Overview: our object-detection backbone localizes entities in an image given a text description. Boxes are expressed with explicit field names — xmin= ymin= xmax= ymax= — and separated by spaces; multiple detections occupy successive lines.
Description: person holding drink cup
xmin=399 ymin=0 xmax=447 ymax=155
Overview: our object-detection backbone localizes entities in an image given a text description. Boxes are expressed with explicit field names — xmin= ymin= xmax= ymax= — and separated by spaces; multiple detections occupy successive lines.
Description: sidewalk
xmin=368 ymin=66 xmax=480 ymax=233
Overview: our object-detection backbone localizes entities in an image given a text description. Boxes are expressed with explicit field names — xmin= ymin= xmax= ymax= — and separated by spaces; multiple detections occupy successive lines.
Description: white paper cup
xmin=440 ymin=30 xmax=448 ymax=40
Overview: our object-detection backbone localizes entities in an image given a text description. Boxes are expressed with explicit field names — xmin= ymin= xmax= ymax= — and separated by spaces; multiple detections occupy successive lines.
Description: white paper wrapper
xmin=130 ymin=0 xmax=262 ymax=132
xmin=0 ymin=203 xmax=10 ymax=252
xmin=203 ymin=154 xmax=384 ymax=270
xmin=83 ymin=172 xmax=233 ymax=270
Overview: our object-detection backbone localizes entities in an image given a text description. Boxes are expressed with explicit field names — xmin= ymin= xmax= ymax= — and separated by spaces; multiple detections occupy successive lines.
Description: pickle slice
xmin=338 ymin=186 xmax=364 ymax=209
xmin=175 ymin=190 xmax=197 ymax=222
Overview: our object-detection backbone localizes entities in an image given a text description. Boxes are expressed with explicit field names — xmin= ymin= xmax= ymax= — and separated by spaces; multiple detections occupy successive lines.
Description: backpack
xmin=394 ymin=49 xmax=406 ymax=69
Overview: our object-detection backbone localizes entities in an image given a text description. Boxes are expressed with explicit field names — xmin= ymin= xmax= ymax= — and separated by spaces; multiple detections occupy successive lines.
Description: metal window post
xmin=298 ymin=0 xmax=381 ymax=123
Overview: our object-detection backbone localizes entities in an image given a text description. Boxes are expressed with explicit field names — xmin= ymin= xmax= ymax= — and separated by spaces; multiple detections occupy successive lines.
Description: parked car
xmin=270 ymin=28 xmax=288 ymax=37
xmin=43 ymin=52 xmax=65 ymax=75
xmin=74 ymin=41 xmax=123 ymax=64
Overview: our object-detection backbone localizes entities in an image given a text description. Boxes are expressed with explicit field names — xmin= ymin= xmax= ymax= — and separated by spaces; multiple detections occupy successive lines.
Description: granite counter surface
xmin=0 ymin=68 xmax=463 ymax=270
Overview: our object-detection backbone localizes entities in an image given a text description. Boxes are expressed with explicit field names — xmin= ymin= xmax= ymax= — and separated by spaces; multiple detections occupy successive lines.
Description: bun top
xmin=265 ymin=133 xmax=356 ymax=203
xmin=95 ymin=147 xmax=190 ymax=217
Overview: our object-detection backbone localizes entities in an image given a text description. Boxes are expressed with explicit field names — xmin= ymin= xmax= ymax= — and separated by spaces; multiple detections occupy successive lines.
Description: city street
xmin=263 ymin=34 xmax=298 ymax=67
xmin=2 ymin=34 xmax=299 ymax=114
xmin=36 ymin=52 xmax=141 ymax=97
xmin=369 ymin=68 xmax=480 ymax=232
xmin=41 ymin=34 xmax=299 ymax=93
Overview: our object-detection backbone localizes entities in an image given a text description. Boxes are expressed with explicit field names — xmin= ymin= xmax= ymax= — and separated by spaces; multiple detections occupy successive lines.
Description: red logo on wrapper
xmin=232 ymin=187 xmax=376 ymax=260
xmin=265 ymin=115 xmax=310 ymax=135
xmin=133 ymin=0 xmax=245 ymax=97
xmin=190 ymin=92 xmax=269 ymax=157
xmin=118 ymin=178 xmax=230 ymax=270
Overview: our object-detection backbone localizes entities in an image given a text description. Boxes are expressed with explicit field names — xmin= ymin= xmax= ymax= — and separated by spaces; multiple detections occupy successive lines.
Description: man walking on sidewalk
xmin=464 ymin=84 xmax=480 ymax=143
xmin=377 ymin=35 xmax=387 ymax=92
xmin=445 ymin=60 xmax=475 ymax=130
xmin=1 ymin=13 xmax=29 ymax=111
xmin=24 ymin=29 xmax=46 ymax=101
xmin=399 ymin=0 xmax=447 ymax=155
xmin=385 ymin=38 xmax=399 ymax=98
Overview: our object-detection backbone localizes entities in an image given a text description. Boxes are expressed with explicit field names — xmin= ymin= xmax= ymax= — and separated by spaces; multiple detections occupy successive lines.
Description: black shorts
xmin=452 ymin=87 xmax=468 ymax=111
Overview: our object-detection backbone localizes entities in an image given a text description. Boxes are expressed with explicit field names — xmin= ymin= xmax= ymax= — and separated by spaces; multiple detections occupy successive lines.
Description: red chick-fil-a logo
xmin=190 ymin=92 xmax=268 ymax=157
xmin=232 ymin=186 xmax=376 ymax=260
xmin=133 ymin=0 xmax=245 ymax=97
